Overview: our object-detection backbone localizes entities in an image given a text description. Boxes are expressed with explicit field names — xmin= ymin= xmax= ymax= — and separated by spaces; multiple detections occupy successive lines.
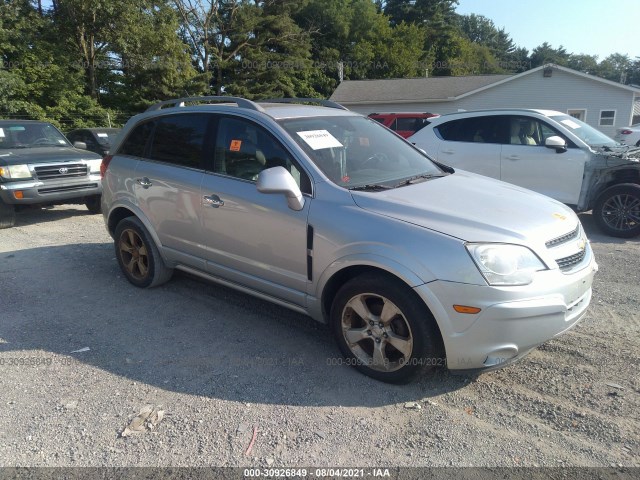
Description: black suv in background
xmin=0 ymin=120 xmax=103 ymax=228
xmin=66 ymin=128 xmax=121 ymax=156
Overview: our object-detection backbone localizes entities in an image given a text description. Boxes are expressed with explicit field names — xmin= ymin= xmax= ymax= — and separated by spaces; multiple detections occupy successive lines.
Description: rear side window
xmin=436 ymin=116 xmax=506 ymax=144
xmin=119 ymin=121 xmax=155 ymax=158
xmin=396 ymin=118 xmax=420 ymax=131
xmin=149 ymin=114 xmax=209 ymax=168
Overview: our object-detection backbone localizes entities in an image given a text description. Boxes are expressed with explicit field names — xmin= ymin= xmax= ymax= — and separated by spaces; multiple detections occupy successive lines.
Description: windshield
xmin=549 ymin=114 xmax=618 ymax=148
xmin=279 ymin=116 xmax=445 ymax=189
xmin=0 ymin=123 xmax=71 ymax=149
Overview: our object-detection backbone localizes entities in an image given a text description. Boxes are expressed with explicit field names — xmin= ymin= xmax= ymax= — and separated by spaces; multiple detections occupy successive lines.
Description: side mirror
xmin=73 ymin=141 xmax=87 ymax=150
xmin=256 ymin=166 xmax=305 ymax=211
xmin=545 ymin=136 xmax=567 ymax=153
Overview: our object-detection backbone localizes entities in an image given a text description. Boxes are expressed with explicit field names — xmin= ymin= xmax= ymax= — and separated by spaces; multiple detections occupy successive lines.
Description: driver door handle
xmin=203 ymin=194 xmax=224 ymax=208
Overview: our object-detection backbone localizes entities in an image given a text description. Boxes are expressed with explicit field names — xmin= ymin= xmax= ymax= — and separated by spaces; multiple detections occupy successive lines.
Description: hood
xmin=350 ymin=170 xmax=578 ymax=244
xmin=592 ymin=144 xmax=640 ymax=163
xmin=0 ymin=147 xmax=102 ymax=165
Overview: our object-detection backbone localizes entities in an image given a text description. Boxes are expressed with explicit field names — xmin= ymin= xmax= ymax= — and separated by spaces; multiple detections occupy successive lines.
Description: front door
xmin=500 ymin=116 xmax=587 ymax=205
xmin=199 ymin=115 xmax=311 ymax=306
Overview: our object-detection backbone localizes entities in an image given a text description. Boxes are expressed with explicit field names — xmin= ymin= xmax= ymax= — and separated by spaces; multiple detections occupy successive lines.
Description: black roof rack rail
xmin=146 ymin=96 xmax=265 ymax=112
xmin=260 ymin=98 xmax=349 ymax=111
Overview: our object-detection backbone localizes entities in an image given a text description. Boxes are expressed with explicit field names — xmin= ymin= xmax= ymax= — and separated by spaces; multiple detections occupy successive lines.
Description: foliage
xmin=1 ymin=0 xmax=639 ymax=127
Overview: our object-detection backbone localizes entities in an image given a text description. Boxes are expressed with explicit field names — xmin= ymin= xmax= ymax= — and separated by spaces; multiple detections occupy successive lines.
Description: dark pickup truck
xmin=0 ymin=120 xmax=103 ymax=228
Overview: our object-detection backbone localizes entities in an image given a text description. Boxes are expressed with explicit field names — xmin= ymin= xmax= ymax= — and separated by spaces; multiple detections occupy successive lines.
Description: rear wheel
xmin=114 ymin=217 xmax=173 ymax=288
xmin=593 ymin=183 xmax=640 ymax=238
xmin=0 ymin=200 xmax=16 ymax=229
xmin=85 ymin=195 xmax=101 ymax=214
xmin=331 ymin=273 xmax=444 ymax=384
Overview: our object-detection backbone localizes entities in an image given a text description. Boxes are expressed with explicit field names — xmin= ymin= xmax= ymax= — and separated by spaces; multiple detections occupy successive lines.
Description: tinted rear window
xmin=119 ymin=121 xmax=155 ymax=158
xmin=149 ymin=114 xmax=210 ymax=168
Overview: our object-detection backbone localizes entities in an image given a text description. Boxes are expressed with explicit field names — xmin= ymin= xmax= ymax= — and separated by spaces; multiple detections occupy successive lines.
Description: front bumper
xmin=0 ymin=174 xmax=102 ymax=205
xmin=415 ymin=251 xmax=598 ymax=371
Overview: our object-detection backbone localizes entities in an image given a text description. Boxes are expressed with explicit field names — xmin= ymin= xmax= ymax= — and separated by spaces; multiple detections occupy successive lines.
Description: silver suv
xmin=101 ymin=97 xmax=598 ymax=383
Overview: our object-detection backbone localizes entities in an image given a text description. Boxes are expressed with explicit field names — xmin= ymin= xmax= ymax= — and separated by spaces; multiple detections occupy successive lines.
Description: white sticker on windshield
xmin=0 ymin=128 xmax=4 ymax=138
xmin=297 ymin=130 xmax=343 ymax=150
xmin=58 ymin=139 xmax=66 ymax=144
xmin=96 ymin=133 xmax=108 ymax=137
xmin=561 ymin=119 xmax=581 ymax=129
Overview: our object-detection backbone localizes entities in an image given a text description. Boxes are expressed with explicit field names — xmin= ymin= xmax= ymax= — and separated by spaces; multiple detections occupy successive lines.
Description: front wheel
xmin=85 ymin=195 xmax=102 ymax=214
xmin=593 ymin=183 xmax=640 ymax=238
xmin=331 ymin=273 xmax=444 ymax=384
xmin=0 ymin=200 xmax=16 ymax=229
xmin=114 ymin=217 xmax=173 ymax=288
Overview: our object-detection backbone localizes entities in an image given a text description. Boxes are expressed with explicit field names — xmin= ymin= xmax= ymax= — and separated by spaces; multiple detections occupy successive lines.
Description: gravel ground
xmin=0 ymin=205 xmax=638 ymax=469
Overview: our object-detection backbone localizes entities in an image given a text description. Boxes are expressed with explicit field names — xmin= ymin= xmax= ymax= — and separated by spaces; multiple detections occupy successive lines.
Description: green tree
xmin=384 ymin=0 xmax=459 ymax=75
xmin=456 ymin=13 xmax=518 ymax=69
xmin=597 ymin=53 xmax=633 ymax=83
xmin=529 ymin=42 xmax=570 ymax=67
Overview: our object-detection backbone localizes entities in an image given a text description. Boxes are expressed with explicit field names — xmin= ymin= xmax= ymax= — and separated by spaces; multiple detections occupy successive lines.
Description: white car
xmin=615 ymin=124 xmax=640 ymax=147
xmin=408 ymin=109 xmax=640 ymax=238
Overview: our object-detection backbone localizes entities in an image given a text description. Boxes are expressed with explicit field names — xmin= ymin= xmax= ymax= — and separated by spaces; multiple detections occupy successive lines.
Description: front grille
xmin=545 ymin=225 xmax=579 ymax=248
xmin=34 ymin=163 xmax=88 ymax=180
xmin=37 ymin=183 xmax=98 ymax=194
xmin=556 ymin=249 xmax=587 ymax=271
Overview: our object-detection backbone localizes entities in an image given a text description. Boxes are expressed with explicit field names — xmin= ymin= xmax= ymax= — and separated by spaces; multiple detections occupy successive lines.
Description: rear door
xmin=133 ymin=113 xmax=209 ymax=260
xmin=500 ymin=116 xmax=587 ymax=205
xmin=198 ymin=115 xmax=311 ymax=306
xmin=433 ymin=116 xmax=505 ymax=179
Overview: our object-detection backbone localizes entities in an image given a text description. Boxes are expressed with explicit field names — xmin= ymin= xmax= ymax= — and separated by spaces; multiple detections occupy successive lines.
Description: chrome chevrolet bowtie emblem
xmin=59 ymin=167 xmax=69 ymax=174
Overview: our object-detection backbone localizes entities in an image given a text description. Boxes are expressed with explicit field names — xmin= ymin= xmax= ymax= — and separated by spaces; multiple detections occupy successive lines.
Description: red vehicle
xmin=368 ymin=112 xmax=439 ymax=138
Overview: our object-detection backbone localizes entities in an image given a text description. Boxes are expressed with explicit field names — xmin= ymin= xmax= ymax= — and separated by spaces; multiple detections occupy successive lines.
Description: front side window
xmin=279 ymin=115 xmax=445 ymax=189
xmin=149 ymin=114 xmax=209 ymax=168
xmin=214 ymin=116 xmax=311 ymax=192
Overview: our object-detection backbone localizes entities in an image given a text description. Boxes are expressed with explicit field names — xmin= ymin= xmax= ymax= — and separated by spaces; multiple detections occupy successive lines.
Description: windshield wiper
xmin=394 ymin=173 xmax=445 ymax=188
xmin=348 ymin=183 xmax=394 ymax=191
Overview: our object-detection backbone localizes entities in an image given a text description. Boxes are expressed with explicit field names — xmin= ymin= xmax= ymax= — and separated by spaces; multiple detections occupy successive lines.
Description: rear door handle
xmin=135 ymin=177 xmax=153 ymax=188
xmin=506 ymin=155 xmax=520 ymax=160
xmin=441 ymin=149 xmax=455 ymax=154
xmin=203 ymin=194 xmax=224 ymax=208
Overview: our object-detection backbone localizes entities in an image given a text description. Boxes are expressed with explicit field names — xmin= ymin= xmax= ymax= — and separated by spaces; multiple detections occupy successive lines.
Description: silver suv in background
xmin=0 ymin=120 xmax=103 ymax=228
xmin=408 ymin=109 xmax=640 ymax=238
xmin=101 ymin=97 xmax=597 ymax=383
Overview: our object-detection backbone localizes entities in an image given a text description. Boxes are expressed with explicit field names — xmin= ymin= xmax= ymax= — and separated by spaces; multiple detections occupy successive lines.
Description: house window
xmin=599 ymin=110 xmax=616 ymax=126
xmin=567 ymin=109 xmax=586 ymax=122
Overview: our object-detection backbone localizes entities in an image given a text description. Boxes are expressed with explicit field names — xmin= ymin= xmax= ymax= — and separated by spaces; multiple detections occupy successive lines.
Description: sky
xmin=456 ymin=0 xmax=640 ymax=60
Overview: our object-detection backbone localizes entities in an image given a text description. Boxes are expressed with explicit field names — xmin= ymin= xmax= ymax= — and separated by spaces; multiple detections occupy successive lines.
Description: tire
xmin=85 ymin=195 xmax=102 ymax=214
xmin=330 ymin=273 xmax=444 ymax=384
xmin=0 ymin=200 xmax=16 ymax=229
xmin=114 ymin=216 xmax=173 ymax=288
xmin=593 ymin=183 xmax=640 ymax=238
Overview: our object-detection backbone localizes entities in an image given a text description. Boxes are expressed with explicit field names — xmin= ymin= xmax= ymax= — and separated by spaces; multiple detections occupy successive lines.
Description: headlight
xmin=0 ymin=164 xmax=32 ymax=179
xmin=466 ymin=243 xmax=547 ymax=286
xmin=86 ymin=159 xmax=102 ymax=174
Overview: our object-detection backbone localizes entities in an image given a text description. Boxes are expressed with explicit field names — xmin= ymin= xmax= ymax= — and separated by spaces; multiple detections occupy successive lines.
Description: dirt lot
xmin=0 ymin=205 xmax=638 ymax=469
